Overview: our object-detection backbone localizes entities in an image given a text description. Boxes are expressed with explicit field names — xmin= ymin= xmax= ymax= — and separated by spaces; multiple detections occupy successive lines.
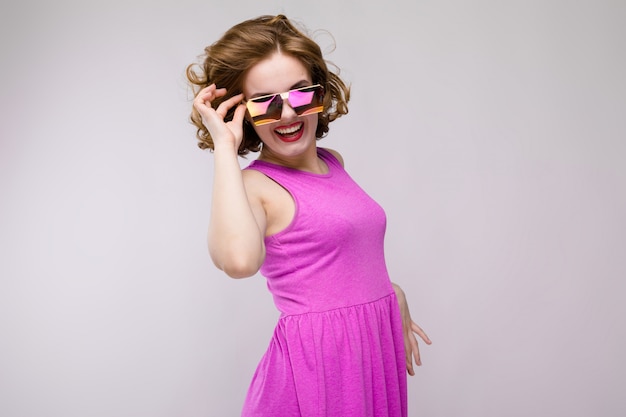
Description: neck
xmin=259 ymin=146 xmax=327 ymax=174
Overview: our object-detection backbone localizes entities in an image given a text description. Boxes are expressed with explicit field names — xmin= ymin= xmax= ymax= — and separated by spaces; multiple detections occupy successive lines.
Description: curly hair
xmin=186 ymin=14 xmax=351 ymax=155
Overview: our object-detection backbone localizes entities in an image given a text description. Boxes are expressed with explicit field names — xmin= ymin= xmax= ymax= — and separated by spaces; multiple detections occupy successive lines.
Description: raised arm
xmin=194 ymin=85 xmax=266 ymax=278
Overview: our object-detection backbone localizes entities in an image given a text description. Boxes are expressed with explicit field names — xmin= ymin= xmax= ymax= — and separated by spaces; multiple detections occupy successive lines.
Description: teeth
xmin=275 ymin=124 xmax=302 ymax=135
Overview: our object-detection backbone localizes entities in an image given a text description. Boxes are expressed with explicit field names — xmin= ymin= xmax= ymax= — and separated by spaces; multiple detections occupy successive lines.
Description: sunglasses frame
xmin=245 ymin=84 xmax=325 ymax=126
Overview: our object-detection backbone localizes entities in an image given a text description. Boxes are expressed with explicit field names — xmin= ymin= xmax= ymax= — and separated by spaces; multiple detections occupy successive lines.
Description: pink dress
xmin=241 ymin=148 xmax=407 ymax=417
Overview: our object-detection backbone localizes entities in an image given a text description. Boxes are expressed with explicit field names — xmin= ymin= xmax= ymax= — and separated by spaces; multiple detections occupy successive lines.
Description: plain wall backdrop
xmin=1 ymin=1 xmax=624 ymax=416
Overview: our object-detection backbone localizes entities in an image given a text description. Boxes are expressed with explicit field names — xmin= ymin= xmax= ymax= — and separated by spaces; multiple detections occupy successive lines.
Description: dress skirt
xmin=241 ymin=292 xmax=407 ymax=417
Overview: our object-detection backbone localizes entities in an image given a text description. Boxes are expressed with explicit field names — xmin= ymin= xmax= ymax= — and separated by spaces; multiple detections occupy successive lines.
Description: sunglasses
xmin=245 ymin=84 xmax=324 ymax=126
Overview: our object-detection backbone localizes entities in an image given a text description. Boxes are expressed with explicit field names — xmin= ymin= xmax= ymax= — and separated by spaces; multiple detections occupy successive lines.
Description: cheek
xmin=251 ymin=124 xmax=273 ymax=142
xmin=304 ymin=114 xmax=320 ymax=132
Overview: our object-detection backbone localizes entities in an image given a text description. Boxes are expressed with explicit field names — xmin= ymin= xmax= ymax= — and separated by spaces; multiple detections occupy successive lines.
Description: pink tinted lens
xmin=288 ymin=86 xmax=323 ymax=115
xmin=288 ymin=90 xmax=315 ymax=107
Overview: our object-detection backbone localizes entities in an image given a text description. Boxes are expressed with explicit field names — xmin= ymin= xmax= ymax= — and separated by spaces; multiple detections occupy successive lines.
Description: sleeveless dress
xmin=241 ymin=148 xmax=407 ymax=417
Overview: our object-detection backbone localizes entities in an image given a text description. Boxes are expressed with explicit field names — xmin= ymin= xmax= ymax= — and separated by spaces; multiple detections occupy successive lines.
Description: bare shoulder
xmin=324 ymin=148 xmax=345 ymax=167
xmin=241 ymin=168 xmax=272 ymax=234
xmin=241 ymin=167 xmax=286 ymax=201
xmin=242 ymin=167 xmax=295 ymax=236
xmin=241 ymin=168 xmax=272 ymax=196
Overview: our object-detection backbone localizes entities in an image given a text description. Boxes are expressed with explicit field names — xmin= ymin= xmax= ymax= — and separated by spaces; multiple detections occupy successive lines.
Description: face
xmin=243 ymin=52 xmax=319 ymax=159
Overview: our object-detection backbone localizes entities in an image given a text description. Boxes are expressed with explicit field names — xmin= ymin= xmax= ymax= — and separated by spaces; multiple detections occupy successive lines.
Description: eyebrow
xmin=249 ymin=80 xmax=312 ymax=99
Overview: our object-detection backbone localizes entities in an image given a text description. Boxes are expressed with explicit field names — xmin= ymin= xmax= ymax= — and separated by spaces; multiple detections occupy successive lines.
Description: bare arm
xmin=208 ymin=145 xmax=266 ymax=278
xmin=194 ymin=85 xmax=266 ymax=278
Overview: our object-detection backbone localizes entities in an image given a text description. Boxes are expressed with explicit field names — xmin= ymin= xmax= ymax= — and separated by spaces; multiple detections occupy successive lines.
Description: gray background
xmin=1 ymin=0 xmax=624 ymax=416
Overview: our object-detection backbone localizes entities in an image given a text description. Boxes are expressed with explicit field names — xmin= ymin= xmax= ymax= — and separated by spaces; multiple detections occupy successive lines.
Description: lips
xmin=274 ymin=122 xmax=304 ymax=142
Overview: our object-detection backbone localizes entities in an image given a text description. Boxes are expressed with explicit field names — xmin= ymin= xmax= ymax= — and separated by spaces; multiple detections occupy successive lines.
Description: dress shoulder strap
xmin=317 ymin=147 xmax=344 ymax=171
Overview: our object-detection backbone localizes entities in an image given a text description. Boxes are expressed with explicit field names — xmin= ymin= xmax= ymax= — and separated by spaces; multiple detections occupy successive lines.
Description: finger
xmin=199 ymin=86 xmax=229 ymax=106
xmin=411 ymin=321 xmax=432 ymax=345
xmin=193 ymin=84 xmax=216 ymax=103
xmin=193 ymin=91 xmax=214 ymax=118
xmin=231 ymin=102 xmax=247 ymax=125
xmin=197 ymin=94 xmax=241 ymax=129
xmin=197 ymin=84 xmax=226 ymax=98
xmin=193 ymin=85 xmax=227 ymax=111
xmin=410 ymin=334 xmax=422 ymax=367
xmin=216 ymin=93 xmax=245 ymax=119
xmin=403 ymin=327 xmax=414 ymax=371
xmin=405 ymin=339 xmax=415 ymax=376
xmin=406 ymin=359 xmax=415 ymax=376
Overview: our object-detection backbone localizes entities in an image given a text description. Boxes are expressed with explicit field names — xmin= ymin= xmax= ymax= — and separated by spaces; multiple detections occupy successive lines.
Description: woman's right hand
xmin=193 ymin=84 xmax=247 ymax=150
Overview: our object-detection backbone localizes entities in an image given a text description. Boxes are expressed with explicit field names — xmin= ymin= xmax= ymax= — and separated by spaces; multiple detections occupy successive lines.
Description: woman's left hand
xmin=392 ymin=283 xmax=432 ymax=376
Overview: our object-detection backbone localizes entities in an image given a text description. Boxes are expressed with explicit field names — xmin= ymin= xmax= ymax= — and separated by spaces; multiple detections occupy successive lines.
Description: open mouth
xmin=274 ymin=122 xmax=304 ymax=142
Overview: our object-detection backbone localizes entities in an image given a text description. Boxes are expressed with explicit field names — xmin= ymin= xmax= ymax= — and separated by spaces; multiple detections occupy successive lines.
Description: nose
xmin=279 ymin=92 xmax=298 ymax=120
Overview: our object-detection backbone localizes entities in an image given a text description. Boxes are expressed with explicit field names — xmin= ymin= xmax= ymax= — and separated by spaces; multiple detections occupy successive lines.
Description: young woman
xmin=187 ymin=14 xmax=431 ymax=417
